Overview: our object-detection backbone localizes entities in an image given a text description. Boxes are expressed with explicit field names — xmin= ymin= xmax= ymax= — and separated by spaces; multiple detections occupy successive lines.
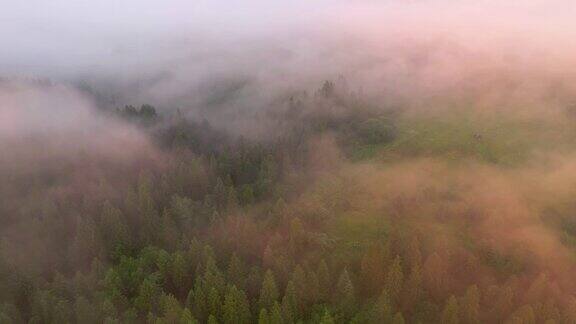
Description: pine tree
xmin=160 ymin=210 xmax=179 ymax=251
xmin=160 ymin=293 xmax=183 ymax=324
xmin=423 ymin=253 xmax=447 ymax=301
xmin=291 ymin=265 xmax=308 ymax=312
xmin=100 ymin=201 xmax=131 ymax=261
xmin=222 ymin=286 xmax=239 ymax=324
xmin=307 ymin=269 xmax=320 ymax=304
xmin=258 ymin=309 xmax=270 ymax=324
xmin=460 ymin=285 xmax=480 ymax=324
xmin=491 ymin=286 xmax=514 ymax=322
xmin=137 ymin=173 xmax=160 ymax=245
xmin=510 ymin=305 xmax=536 ymax=324
xmin=442 ymin=295 xmax=460 ymax=324
xmin=401 ymin=264 xmax=422 ymax=311
xmin=180 ymin=308 xmax=199 ymax=324
xmin=53 ymin=300 xmax=72 ymax=324
xmin=227 ymin=253 xmax=244 ymax=289
xmin=74 ymin=296 xmax=99 ymax=324
xmin=134 ymin=276 xmax=160 ymax=314
xmin=392 ymin=312 xmax=405 ymax=324
xmin=335 ymin=268 xmax=356 ymax=318
xmin=207 ymin=314 xmax=219 ymax=324
xmin=188 ymin=280 xmax=206 ymax=322
xmin=270 ymin=302 xmax=283 ymax=324
xmin=236 ymin=288 xmax=252 ymax=324
xmin=371 ymin=289 xmax=393 ymax=323
xmin=259 ymin=270 xmax=279 ymax=310
xmin=245 ymin=266 xmax=263 ymax=298
xmin=385 ymin=256 xmax=404 ymax=303
xmin=204 ymin=256 xmax=225 ymax=295
xmin=172 ymin=252 xmax=189 ymax=296
xmin=360 ymin=245 xmax=385 ymax=296
xmin=319 ymin=310 xmax=335 ymax=324
xmin=405 ymin=236 xmax=422 ymax=270
xmin=282 ymin=281 xmax=297 ymax=323
xmin=207 ymin=288 xmax=220 ymax=322
xmin=317 ymin=260 xmax=331 ymax=302
xmin=226 ymin=187 xmax=239 ymax=211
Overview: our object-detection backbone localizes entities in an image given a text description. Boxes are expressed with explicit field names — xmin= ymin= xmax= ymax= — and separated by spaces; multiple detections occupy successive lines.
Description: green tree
xmin=442 ymin=295 xmax=459 ymax=324
xmin=371 ymin=289 xmax=393 ymax=323
xmin=135 ymin=275 xmax=160 ymax=313
xmin=317 ymin=260 xmax=331 ymax=302
xmin=270 ymin=302 xmax=283 ymax=324
xmin=392 ymin=312 xmax=405 ymax=324
xmin=206 ymin=288 xmax=221 ymax=322
xmin=258 ymin=309 xmax=270 ymax=324
xmin=460 ymin=285 xmax=480 ymax=324
xmin=282 ymin=281 xmax=298 ymax=323
xmin=335 ymin=268 xmax=356 ymax=318
xmin=74 ymin=296 xmax=99 ymax=324
xmin=360 ymin=245 xmax=385 ymax=296
xmin=319 ymin=310 xmax=335 ymax=324
xmin=207 ymin=314 xmax=219 ymax=324
xmin=291 ymin=265 xmax=308 ymax=312
xmin=180 ymin=308 xmax=199 ymax=324
xmin=222 ymin=286 xmax=240 ymax=324
xmin=259 ymin=270 xmax=279 ymax=310
xmin=227 ymin=253 xmax=245 ymax=289
xmin=385 ymin=256 xmax=404 ymax=303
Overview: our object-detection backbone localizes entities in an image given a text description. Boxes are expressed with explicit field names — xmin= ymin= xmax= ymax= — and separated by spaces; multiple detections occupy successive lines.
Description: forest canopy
xmin=4 ymin=1 xmax=576 ymax=323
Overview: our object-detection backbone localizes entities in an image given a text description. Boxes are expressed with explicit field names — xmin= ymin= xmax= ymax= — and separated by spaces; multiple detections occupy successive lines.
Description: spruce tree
xmin=441 ymin=295 xmax=459 ymax=324
xmin=335 ymin=268 xmax=356 ymax=318
xmin=385 ymin=256 xmax=404 ymax=303
xmin=270 ymin=302 xmax=283 ymax=324
xmin=317 ymin=260 xmax=331 ymax=302
xmin=319 ymin=310 xmax=335 ymax=324
xmin=259 ymin=270 xmax=279 ymax=310
xmin=391 ymin=312 xmax=405 ymax=324
xmin=258 ymin=309 xmax=270 ymax=324
xmin=460 ymin=285 xmax=480 ymax=324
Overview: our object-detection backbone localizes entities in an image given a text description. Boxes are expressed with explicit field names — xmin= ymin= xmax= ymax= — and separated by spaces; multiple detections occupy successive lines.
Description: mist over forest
xmin=3 ymin=1 xmax=576 ymax=323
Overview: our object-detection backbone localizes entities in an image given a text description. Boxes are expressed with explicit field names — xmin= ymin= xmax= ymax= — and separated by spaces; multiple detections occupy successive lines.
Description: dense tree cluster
xmin=1 ymin=81 xmax=576 ymax=323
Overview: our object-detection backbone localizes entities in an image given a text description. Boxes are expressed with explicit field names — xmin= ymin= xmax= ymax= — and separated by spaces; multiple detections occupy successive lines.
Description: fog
xmin=4 ymin=0 xmax=576 ymax=121
xmin=4 ymin=1 xmax=576 ymax=322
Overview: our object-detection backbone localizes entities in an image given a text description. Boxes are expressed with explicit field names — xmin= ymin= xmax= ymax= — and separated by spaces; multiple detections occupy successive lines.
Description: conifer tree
xmin=258 ymin=309 xmax=270 ymax=324
xmin=442 ymin=295 xmax=460 ymax=324
xmin=317 ymin=260 xmax=331 ymax=302
xmin=180 ymin=308 xmax=199 ymax=324
xmin=460 ymin=285 xmax=480 ymax=324
xmin=227 ymin=253 xmax=244 ymax=289
xmin=207 ymin=288 xmax=221 ymax=322
xmin=401 ymin=264 xmax=422 ymax=311
xmin=207 ymin=314 xmax=219 ymax=324
xmin=371 ymin=289 xmax=393 ymax=323
xmin=282 ymin=281 xmax=298 ymax=323
xmin=259 ymin=270 xmax=279 ymax=310
xmin=270 ymin=302 xmax=283 ymax=324
xmin=385 ymin=256 xmax=404 ymax=303
xmin=392 ymin=312 xmax=405 ymax=324
xmin=74 ymin=296 xmax=99 ymax=324
xmin=291 ymin=265 xmax=308 ymax=312
xmin=335 ymin=268 xmax=356 ymax=318
xmin=319 ymin=310 xmax=335 ymax=324
xmin=360 ymin=245 xmax=385 ymax=296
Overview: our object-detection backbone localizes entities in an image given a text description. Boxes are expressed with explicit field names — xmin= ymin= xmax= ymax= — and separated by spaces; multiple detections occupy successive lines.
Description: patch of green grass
xmin=353 ymin=111 xmax=572 ymax=165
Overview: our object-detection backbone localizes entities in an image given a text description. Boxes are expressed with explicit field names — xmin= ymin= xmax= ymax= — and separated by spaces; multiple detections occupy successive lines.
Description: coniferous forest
xmin=4 ymin=1 xmax=576 ymax=323
xmin=4 ymin=78 xmax=576 ymax=323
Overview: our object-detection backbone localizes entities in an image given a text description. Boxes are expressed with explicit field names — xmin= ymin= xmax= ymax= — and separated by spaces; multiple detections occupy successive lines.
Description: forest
xmin=4 ymin=0 xmax=576 ymax=323
xmin=3 ymin=76 xmax=576 ymax=324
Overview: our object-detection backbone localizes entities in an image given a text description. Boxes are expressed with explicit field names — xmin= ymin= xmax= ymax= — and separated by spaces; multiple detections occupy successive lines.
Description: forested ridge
xmin=2 ymin=79 xmax=576 ymax=324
